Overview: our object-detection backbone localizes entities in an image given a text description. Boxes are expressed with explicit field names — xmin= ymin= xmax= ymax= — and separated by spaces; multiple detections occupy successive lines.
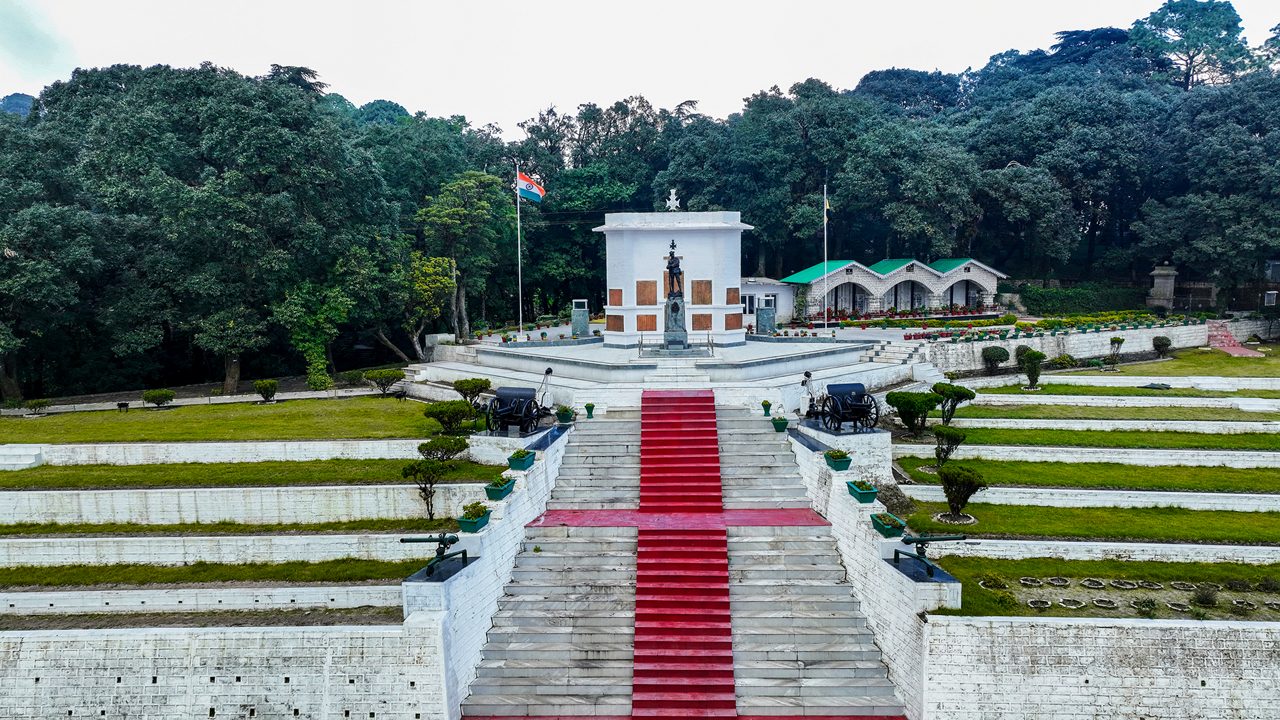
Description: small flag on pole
xmin=516 ymin=171 xmax=545 ymax=203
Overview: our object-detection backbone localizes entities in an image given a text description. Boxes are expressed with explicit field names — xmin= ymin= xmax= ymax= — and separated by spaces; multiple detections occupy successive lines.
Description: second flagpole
xmin=514 ymin=160 xmax=524 ymax=340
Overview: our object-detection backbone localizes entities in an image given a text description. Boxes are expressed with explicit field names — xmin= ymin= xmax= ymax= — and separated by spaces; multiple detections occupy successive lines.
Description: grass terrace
xmin=898 ymin=457 xmax=1280 ymax=494
xmin=906 ymin=502 xmax=1280 ymax=545
xmin=916 ymin=427 xmax=1280 ymax=451
xmin=979 ymin=383 xmax=1280 ymax=399
xmin=1076 ymin=345 xmax=1280 ymax=378
xmin=0 ymin=396 xmax=439 ymax=443
xmin=934 ymin=557 xmax=1280 ymax=619
xmin=0 ymin=459 xmax=503 ymax=490
xmin=0 ymin=518 xmax=458 ymax=537
xmin=948 ymin=404 xmax=1280 ymax=422
xmin=0 ymin=558 xmax=427 ymax=588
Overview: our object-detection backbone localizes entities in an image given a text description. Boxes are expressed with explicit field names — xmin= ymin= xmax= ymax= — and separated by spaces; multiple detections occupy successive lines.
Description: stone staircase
xmin=641 ymin=357 xmax=712 ymax=385
xmin=862 ymin=340 xmax=922 ymax=365
xmin=0 ymin=445 xmax=43 ymax=471
xmin=462 ymin=525 xmax=638 ymax=717
xmin=548 ymin=415 xmax=641 ymax=510
xmin=1208 ymin=320 xmax=1264 ymax=357
xmin=717 ymin=410 xmax=815 ymax=510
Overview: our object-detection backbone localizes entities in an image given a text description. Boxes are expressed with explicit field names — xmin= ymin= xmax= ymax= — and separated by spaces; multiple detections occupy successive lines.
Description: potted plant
xmin=871 ymin=512 xmax=906 ymax=538
xmin=847 ymin=479 xmax=878 ymax=503
xmin=555 ymin=404 xmax=575 ymax=425
xmin=507 ymin=448 xmax=535 ymax=471
xmin=824 ymin=449 xmax=851 ymax=471
xmin=584 ymin=402 xmax=595 ymax=419
xmin=770 ymin=416 xmax=789 ymax=432
xmin=485 ymin=475 xmax=516 ymax=501
xmin=458 ymin=501 xmax=491 ymax=533
xmin=761 ymin=400 xmax=772 ymax=417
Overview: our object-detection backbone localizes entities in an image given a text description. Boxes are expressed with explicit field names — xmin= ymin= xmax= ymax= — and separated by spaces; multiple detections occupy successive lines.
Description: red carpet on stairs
xmin=632 ymin=390 xmax=737 ymax=717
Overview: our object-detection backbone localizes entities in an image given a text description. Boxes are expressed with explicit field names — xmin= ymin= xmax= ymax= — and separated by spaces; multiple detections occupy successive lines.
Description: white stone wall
xmin=928 ymin=325 xmax=1208 ymax=372
xmin=900 ymin=485 xmax=1280 ymax=512
xmin=967 ymin=392 xmax=1279 ymax=411
xmin=0 ymin=484 xmax=486 ymax=525
xmin=893 ymin=444 xmax=1280 ymax=468
xmin=963 ymin=372 xmax=1280 ymax=391
xmin=932 ymin=538 xmax=1280 ymax=564
xmin=0 ymin=585 xmax=400 ymax=615
xmin=950 ymin=417 xmax=1280 ymax=434
xmin=0 ymin=387 xmax=380 ymax=417
xmin=30 ymin=435 xmax=518 ymax=467
xmin=922 ymin=617 xmax=1280 ymax=720
xmin=0 ymin=623 xmax=445 ymax=720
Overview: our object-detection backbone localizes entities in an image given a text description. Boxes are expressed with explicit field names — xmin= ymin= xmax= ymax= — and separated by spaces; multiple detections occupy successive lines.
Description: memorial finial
xmin=665 ymin=188 xmax=681 ymax=211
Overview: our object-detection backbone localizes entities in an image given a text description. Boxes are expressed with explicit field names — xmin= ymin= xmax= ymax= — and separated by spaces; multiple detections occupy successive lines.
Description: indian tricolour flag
xmin=517 ymin=171 xmax=545 ymax=203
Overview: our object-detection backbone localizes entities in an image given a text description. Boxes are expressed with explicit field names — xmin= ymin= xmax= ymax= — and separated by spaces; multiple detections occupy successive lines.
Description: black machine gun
xmin=400 ymin=532 xmax=466 ymax=577
xmin=893 ymin=533 xmax=967 ymax=578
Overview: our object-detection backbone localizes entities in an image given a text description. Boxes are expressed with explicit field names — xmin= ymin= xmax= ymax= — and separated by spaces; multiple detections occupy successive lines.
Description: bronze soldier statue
xmin=666 ymin=248 xmax=683 ymax=298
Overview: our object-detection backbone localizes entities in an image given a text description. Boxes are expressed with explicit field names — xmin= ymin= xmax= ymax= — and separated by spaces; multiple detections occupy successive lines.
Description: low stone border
xmin=0 ymin=387 xmax=381 ymax=416
xmin=0 ymin=585 xmax=400 ymax=616
xmin=949 ymin=417 xmax=1280 ymax=435
xmin=898 ymin=485 xmax=1280 ymax=513
xmin=931 ymin=538 xmax=1280 ymax=565
xmin=892 ymin=444 xmax=1280 ymax=468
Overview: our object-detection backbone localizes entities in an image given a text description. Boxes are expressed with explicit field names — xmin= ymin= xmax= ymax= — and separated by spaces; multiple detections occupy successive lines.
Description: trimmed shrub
xmin=402 ymin=459 xmax=446 ymax=520
xmin=253 ymin=379 xmax=278 ymax=402
xmin=305 ymin=368 xmax=333 ymax=391
xmin=422 ymin=400 xmax=475 ymax=434
xmin=1019 ymin=283 xmax=1145 ymax=315
xmin=885 ymin=391 xmax=942 ymax=438
xmin=1046 ymin=353 xmax=1077 ymax=369
xmin=452 ymin=378 xmax=492 ymax=406
xmin=981 ymin=346 xmax=1010 ymax=374
xmin=364 ymin=368 xmax=406 ymax=396
xmin=417 ymin=436 xmax=468 ymax=462
xmin=933 ymin=425 xmax=966 ymax=468
xmin=141 ymin=389 xmax=176 ymax=407
xmin=931 ymin=382 xmax=976 ymax=425
xmin=938 ymin=465 xmax=986 ymax=519
xmin=1153 ymin=336 xmax=1172 ymax=358
xmin=337 ymin=370 xmax=365 ymax=386
xmin=23 ymin=398 xmax=51 ymax=414
xmin=1014 ymin=344 xmax=1033 ymax=369
xmin=1022 ymin=350 xmax=1047 ymax=389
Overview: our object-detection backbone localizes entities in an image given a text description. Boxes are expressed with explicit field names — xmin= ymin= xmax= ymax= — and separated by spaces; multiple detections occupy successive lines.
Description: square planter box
xmin=507 ymin=452 xmax=535 ymax=471
xmin=824 ymin=454 xmax=852 ymax=471
xmin=771 ymin=419 xmax=789 ymax=432
xmin=847 ymin=481 xmax=878 ymax=503
xmin=458 ymin=511 xmax=491 ymax=533
xmin=485 ymin=479 xmax=516 ymax=501
xmin=871 ymin=512 xmax=906 ymax=538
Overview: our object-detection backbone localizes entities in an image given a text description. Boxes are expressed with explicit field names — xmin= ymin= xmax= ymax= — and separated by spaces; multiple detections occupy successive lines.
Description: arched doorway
xmin=823 ymin=282 xmax=872 ymax=316
xmin=940 ymin=279 xmax=991 ymax=309
xmin=882 ymin=280 xmax=929 ymax=311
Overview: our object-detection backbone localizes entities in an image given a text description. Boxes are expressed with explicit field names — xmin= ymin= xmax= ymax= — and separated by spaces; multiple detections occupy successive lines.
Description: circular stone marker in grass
xmin=1166 ymin=602 xmax=1191 ymax=612
xmin=1171 ymin=581 xmax=1197 ymax=591
xmin=1019 ymin=577 xmax=1044 ymax=587
xmin=1059 ymin=598 xmax=1085 ymax=609
xmin=1139 ymin=580 xmax=1163 ymax=590
xmin=1093 ymin=598 xmax=1118 ymax=609
xmin=1233 ymin=599 xmax=1259 ymax=610
xmin=1046 ymin=577 xmax=1070 ymax=587
xmin=1109 ymin=579 xmax=1139 ymax=590
xmin=1027 ymin=599 xmax=1051 ymax=609
xmin=931 ymin=512 xmax=976 ymax=525
xmin=1081 ymin=578 xmax=1106 ymax=590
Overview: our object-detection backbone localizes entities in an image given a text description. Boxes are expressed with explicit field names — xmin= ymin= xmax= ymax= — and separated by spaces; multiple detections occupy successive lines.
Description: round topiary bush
xmin=141 ymin=389 xmax=176 ymax=408
xmin=1153 ymin=336 xmax=1172 ymax=358
xmin=981 ymin=346 xmax=1010 ymax=374
xmin=364 ymin=368 xmax=406 ymax=396
xmin=1022 ymin=350 xmax=1047 ymax=389
xmin=253 ymin=379 xmax=278 ymax=402
xmin=423 ymin=399 xmax=475 ymax=434
xmin=23 ymin=398 xmax=51 ymax=415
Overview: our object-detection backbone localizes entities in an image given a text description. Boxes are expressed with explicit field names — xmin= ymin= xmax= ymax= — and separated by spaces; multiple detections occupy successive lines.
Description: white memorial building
xmin=594 ymin=211 xmax=751 ymax=347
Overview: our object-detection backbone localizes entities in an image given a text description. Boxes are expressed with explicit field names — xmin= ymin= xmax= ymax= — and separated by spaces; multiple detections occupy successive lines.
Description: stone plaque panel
xmin=608 ymin=288 xmax=623 ymax=306
xmin=637 ymin=314 xmax=657 ymax=332
xmin=692 ymin=280 xmax=712 ymax=306
xmin=692 ymin=313 xmax=713 ymax=331
xmin=606 ymin=315 xmax=623 ymax=332
xmin=726 ymin=287 xmax=740 ymax=305
xmin=725 ymin=313 xmax=742 ymax=331
xmin=636 ymin=280 xmax=658 ymax=306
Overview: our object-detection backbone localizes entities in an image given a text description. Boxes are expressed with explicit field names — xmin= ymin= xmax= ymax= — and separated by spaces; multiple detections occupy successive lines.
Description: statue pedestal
xmin=663 ymin=297 xmax=688 ymax=349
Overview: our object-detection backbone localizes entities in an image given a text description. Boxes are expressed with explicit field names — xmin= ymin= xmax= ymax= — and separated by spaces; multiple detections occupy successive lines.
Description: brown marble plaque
xmin=725 ymin=313 xmax=743 ymax=330
xmin=726 ymin=287 xmax=740 ymax=305
xmin=636 ymin=280 xmax=658 ymax=306
xmin=637 ymin=314 xmax=657 ymax=331
xmin=692 ymin=313 xmax=713 ymax=331
xmin=692 ymin=280 xmax=712 ymax=306
xmin=607 ymin=288 xmax=623 ymax=306
xmin=606 ymin=315 xmax=623 ymax=332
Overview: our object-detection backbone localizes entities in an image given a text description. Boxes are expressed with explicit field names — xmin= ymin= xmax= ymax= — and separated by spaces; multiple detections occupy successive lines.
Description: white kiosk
xmin=593 ymin=210 xmax=751 ymax=348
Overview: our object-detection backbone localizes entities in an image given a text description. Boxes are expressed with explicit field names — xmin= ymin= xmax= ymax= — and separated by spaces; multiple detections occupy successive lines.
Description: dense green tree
xmin=1130 ymin=0 xmax=1252 ymax=89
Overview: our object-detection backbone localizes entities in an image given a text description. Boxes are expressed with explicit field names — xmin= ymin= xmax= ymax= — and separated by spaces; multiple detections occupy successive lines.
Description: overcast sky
xmin=2 ymin=0 xmax=1279 ymax=137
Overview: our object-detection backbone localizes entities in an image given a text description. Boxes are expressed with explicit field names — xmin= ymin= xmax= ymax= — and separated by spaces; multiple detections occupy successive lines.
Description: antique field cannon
xmin=893 ymin=533 xmax=967 ymax=578
xmin=483 ymin=368 xmax=553 ymax=434
xmin=400 ymin=532 xmax=466 ymax=578
xmin=802 ymin=372 xmax=881 ymax=433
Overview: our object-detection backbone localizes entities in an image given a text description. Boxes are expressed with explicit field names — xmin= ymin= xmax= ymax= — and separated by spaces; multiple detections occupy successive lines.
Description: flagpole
xmin=822 ymin=183 xmax=829 ymax=326
xmin=514 ymin=160 xmax=524 ymax=340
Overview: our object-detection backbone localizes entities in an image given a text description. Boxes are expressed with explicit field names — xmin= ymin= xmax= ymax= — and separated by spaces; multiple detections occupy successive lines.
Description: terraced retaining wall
xmin=0 ymin=484 xmax=485 ymax=525
xmin=922 ymin=617 xmax=1280 ymax=719
xmin=893 ymin=444 xmax=1280 ymax=468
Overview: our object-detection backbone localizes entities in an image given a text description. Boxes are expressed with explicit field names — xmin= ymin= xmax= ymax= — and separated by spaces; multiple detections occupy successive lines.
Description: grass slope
xmin=950 ymin=427 xmax=1280 ymax=451
xmin=907 ymin=502 xmax=1280 ymax=544
xmin=980 ymin=383 xmax=1280 ymax=399
xmin=0 ymin=559 xmax=426 ymax=588
xmin=0 ymin=459 xmax=503 ymax=490
xmin=0 ymin=397 xmax=439 ymax=443
xmin=935 ymin=557 xmax=1280 ymax=617
xmin=1076 ymin=345 xmax=1280 ymax=378
xmin=949 ymin=404 xmax=1280 ymax=422
xmin=898 ymin=457 xmax=1280 ymax=494
xmin=0 ymin=518 xmax=458 ymax=537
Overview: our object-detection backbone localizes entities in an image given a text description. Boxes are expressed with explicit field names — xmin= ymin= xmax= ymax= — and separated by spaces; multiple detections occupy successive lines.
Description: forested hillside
xmin=2 ymin=0 xmax=1279 ymax=400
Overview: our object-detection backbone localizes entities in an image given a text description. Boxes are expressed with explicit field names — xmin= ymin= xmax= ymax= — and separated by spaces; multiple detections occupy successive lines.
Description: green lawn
xmin=0 ymin=558 xmax=427 ymax=587
xmin=1076 ymin=345 xmax=1280 ymax=378
xmin=0 ymin=517 xmax=458 ymax=537
xmin=939 ymin=427 xmax=1280 ymax=451
xmin=0 ymin=459 xmax=503 ymax=490
xmin=0 ymin=397 xmax=440 ymax=443
xmin=934 ymin=557 xmax=1280 ymax=617
xmin=948 ymin=404 xmax=1280 ymax=422
xmin=980 ymin=383 xmax=1280 ymax=399
xmin=898 ymin=457 xmax=1280 ymax=494
xmin=907 ymin=502 xmax=1280 ymax=544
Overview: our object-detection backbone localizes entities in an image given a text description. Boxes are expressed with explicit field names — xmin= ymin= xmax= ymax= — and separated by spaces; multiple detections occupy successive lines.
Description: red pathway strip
xmin=529 ymin=508 xmax=829 ymax=529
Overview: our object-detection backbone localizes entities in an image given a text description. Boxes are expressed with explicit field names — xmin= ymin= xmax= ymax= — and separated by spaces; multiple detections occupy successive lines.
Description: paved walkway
xmin=1209 ymin=320 xmax=1265 ymax=357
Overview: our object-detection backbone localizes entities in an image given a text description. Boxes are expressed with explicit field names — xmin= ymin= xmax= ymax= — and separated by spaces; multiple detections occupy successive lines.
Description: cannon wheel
xmin=520 ymin=400 xmax=541 ymax=434
xmin=852 ymin=397 xmax=880 ymax=432
xmin=820 ymin=396 xmax=843 ymax=433
xmin=484 ymin=402 xmax=500 ymax=432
